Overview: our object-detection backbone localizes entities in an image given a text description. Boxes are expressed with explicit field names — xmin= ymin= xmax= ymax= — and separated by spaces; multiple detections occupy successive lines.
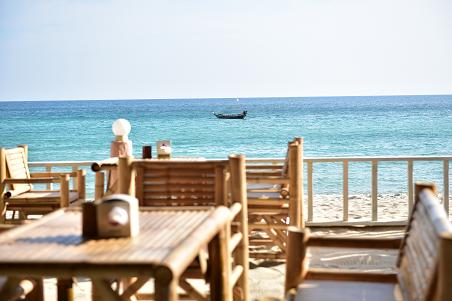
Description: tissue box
xmin=82 ymin=194 xmax=139 ymax=239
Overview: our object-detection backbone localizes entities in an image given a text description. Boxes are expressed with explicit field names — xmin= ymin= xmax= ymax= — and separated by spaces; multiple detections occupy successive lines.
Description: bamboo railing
xmin=248 ymin=155 xmax=451 ymax=226
xmin=28 ymin=161 xmax=95 ymax=191
xmin=28 ymin=155 xmax=451 ymax=226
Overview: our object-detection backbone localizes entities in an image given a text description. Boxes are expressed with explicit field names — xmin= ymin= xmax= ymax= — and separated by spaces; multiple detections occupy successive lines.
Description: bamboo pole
xmin=208 ymin=225 xmax=232 ymax=301
xmin=307 ymin=161 xmax=313 ymax=222
xmin=371 ymin=160 xmax=378 ymax=221
xmin=289 ymin=141 xmax=303 ymax=228
xmin=444 ymin=160 xmax=449 ymax=214
xmin=407 ymin=160 xmax=414 ymax=214
xmin=285 ymin=227 xmax=309 ymax=294
xmin=0 ymin=148 xmax=5 ymax=186
xmin=57 ymin=278 xmax=74 ymax=301
xmin=343 ymin=160 xmax=349 ymax=221
xmin=95 ymin=172 xmax=105 ymax=200
xmin=77 ymin=169 xmax=86 ymax=200
xmin=71 ymin=166 xmax=78 ymax=191
xmin=438 ymin=234 xmax=452 ymax=301
xmin=0 ymin=148 xmax=6 ymax=222
xmin=229 ymin=154 xmax=249 ymax=301
xmin=154 ymin=268 xmax=177 ymax=301
xmin=46 ymin=165 xmax=53 ymax=190
xmin=118 ymin=157 xmax=133 ymax=195
xmin=60 ymin=174 xmax=70 ymax=208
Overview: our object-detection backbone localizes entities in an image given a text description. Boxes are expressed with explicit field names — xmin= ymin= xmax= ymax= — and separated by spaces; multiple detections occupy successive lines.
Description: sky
xmin=1 ymin=0 xmax=452 ymax=101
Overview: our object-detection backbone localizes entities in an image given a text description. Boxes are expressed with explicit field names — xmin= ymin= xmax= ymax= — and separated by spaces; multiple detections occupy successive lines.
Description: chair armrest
xmin=30 ymin=171 xmax=77 ymax=178
xmin=3 ymin=177 xmax=60 ymax=184
xmin=91 ymin=157 xmax=118 ymax=171
xmin=307 ymin=236 xmax=402 ymax=249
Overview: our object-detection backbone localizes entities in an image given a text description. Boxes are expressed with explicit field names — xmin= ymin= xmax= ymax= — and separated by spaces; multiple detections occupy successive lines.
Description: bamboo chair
xmin=0 ymin=145 xmax=86 ymax=223
xmin=284 ymin=182 xmax=452 ymax=301
xmin=246 ymin=138 xmax=303 ymax=259
xmin=109 ymin=155 xmax=249 ymax=301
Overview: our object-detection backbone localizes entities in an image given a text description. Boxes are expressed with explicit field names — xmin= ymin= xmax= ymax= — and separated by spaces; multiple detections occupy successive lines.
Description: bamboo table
xmin=0 ymin=206 xmax=231 ymax=301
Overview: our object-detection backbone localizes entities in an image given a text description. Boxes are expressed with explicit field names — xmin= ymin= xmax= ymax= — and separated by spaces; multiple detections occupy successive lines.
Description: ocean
xmin=0 ymin=95 xmax=451 ymax=195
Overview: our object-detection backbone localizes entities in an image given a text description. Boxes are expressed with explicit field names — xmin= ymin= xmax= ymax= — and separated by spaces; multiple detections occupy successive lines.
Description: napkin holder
xmin=157 ymin=140 xmax=172 ymax=159
xmin=82 ymin=194 xmax=139 ymax=239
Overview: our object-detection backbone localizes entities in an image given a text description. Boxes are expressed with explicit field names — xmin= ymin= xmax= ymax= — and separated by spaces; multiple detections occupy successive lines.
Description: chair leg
xmin=24 ymin=278 xmax=44 ymax=301
xmin=57 ymin=278 xmax=74 ymax=301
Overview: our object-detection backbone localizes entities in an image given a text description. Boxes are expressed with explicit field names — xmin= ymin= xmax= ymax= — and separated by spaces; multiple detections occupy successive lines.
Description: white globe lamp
xmin=112 ymin=119 xmax=131 ymax=141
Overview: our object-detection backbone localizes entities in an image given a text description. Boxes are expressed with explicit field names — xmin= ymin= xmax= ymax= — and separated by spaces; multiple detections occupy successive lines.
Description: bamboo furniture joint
xmin=246 ymin=138 xmax=303 ymax=259
xmin=0 ymin=207 xmax=232 ymax=301
xmin=0 ymin=145 xmax=86 ymax=223
xmin=284 ymin=182 xmax=452 ymax=301
xmin=110 ymin=155 xmax=249 ymax=301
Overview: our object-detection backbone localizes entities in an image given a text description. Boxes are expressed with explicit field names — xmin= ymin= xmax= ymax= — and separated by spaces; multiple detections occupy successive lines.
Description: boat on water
xmin=213 ymin=110 xmax=247 ymax=119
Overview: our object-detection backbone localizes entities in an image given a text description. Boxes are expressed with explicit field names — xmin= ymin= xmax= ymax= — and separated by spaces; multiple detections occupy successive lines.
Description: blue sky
xmin=1 ymin=0 xmax=452 ymax=101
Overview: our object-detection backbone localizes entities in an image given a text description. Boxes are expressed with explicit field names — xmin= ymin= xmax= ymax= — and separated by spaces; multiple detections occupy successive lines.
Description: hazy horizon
xmin=1 ymin=0 xmax=452 ymax=101
xmin=1 ymin=93 xmax=452 ymax=102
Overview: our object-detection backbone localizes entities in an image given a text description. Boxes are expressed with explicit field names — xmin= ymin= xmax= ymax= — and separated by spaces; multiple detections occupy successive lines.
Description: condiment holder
xmin=157 ymin=140 xmax=172 ymax=159
xmin=82 ymin=194 xmax=139 ymax=239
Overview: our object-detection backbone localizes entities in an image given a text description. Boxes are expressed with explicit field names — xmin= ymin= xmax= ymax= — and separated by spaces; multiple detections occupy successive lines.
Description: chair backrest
xmin=246 ymin=139 xmax=303 ymax=227
xmin=124 ymin=159 xmax=231 ymax=207
xmin=396 ymin=183 xmax=452 ymax=301
xmin=0 ymin=146 xmax=32 ymax=195
xmin=116 ymin=155 xmax=250 ymax=300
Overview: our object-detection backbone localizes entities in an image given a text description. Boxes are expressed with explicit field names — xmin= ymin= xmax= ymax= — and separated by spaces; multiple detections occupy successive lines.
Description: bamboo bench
xmin=0 ymin=145 xmax=86 ymax=223
xmin=96 ymin=154 xmax=250 ymax=301
xmin=246 ymin=138 xmax=303 ymax=259
xmin=284 ymin=182 xmax=452 ymax=301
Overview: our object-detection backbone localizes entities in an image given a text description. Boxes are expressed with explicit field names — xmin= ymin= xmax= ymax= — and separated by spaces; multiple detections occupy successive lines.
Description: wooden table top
xmin=0 ymin=206 xmax=230 ymax=278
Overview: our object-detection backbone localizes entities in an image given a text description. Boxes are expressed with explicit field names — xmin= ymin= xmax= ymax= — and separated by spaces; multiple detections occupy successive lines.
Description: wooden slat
xmin=307 ymin=236 xmax=401 ymax=249
xmin=247 ymin=177 xmax=289 ymax=184
xmin=306 ymin=269 xmax=398 ymax=283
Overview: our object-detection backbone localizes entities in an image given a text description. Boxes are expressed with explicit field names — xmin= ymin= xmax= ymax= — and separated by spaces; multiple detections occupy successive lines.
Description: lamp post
xmin=111 ymin=119 xmax=133 ymax=158
xmin=110 ymin=119 xmax=133 ymax=191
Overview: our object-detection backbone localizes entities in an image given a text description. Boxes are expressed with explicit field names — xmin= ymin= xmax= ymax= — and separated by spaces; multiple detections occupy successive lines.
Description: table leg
xmin=208 ymin=225 xmax=232 ymax=301
xmin=0 ymin=277 xmax=43 ymax=301
xmin=57 ymin=278 xmax=73 ymax=301
xmin=155 ymin=266 xmax=177 ymax=301
xmin=26 ymin=278 xmax=44 ymax=301
xmin=91 ymin=279 xmax=121 ymax=301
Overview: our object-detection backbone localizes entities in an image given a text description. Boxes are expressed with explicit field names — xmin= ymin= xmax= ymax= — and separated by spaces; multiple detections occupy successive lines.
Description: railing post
xmin=343 ymin=160 xmax=349 ymax=221
xmin=72 ymin=165 xmax=78 ymax=190
xmin=289 ymin=140 xmax=303 ymax=228
xmin=444 ymin=160 xmax=449 ymax=214
xmin=46 ymin=165 xmax=53 ymax=190
xmin=229 ymin=154 xmax=249 ymax=301
xmin=371 ymin=160 xmax=378 ymax=221
xmin=407 ymin=160 xmax=414 ymax=214
xmin=118 ymin=156 xmax=133 ymax=195
xmin=307 ymin=161 xmax=313 ymax=222
xmin=95 ymin=172 xmax=105 ymax=200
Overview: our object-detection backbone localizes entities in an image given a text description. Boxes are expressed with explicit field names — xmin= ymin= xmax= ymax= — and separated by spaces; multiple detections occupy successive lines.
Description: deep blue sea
xmin=0 ymin=95 xmax=451 ymax=195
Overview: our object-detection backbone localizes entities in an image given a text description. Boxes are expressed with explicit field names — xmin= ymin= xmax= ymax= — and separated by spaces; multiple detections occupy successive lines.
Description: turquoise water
xmin=0 ymin=95 xmax=451 ymax=195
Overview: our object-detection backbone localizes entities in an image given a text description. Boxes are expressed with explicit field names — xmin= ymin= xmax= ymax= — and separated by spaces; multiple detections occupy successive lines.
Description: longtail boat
xmin=213 ymin=110 xmax=247 ymax=119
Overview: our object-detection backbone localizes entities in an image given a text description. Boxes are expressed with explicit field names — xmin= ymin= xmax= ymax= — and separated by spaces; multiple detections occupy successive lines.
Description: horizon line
xmin=1 ymin=93 xmax=452 ymax=102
